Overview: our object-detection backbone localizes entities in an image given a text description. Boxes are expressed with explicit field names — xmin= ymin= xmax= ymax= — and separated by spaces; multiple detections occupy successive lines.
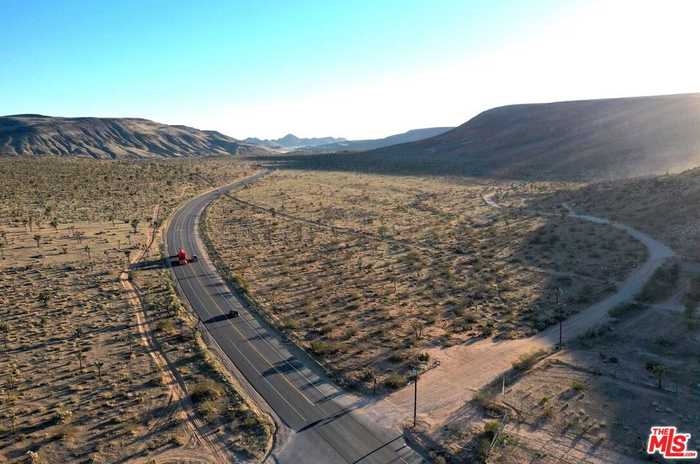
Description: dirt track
xmin=121 ymin=205 xmax=227 ymax=464
xmin=359 ymin=195 xmax=674 ymax=433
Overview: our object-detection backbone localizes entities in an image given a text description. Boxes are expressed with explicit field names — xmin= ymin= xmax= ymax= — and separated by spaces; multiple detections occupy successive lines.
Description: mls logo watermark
xmin=647 ymin=426 xmax=698 ymax=460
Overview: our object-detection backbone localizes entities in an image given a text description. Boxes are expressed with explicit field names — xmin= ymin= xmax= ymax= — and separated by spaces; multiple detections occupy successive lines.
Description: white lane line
xmin=172 ymin=176 xmax=417 ymax=463
xmin=172 ymin=212 xmax=313 ymax=420
xmin=190 ymin=200 xmax=333 ymax=402
xmin=193 ymin=228 xmax=333 ymax=402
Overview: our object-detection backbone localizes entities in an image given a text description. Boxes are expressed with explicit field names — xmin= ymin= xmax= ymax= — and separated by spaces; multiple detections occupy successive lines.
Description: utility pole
xmin=412 ymin=367 xmax=418 ymax=428
xmin=559 ymin=318 xmax=562 ymax=348
xmin=555 ymin=287 xmax=564 ymax=349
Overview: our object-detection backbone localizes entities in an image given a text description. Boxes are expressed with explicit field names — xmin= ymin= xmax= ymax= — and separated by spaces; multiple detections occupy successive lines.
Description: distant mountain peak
xmin=279 ymin=133 xmax=301 ymax=143
xmin=244 ymin=133 xmax=345 ymax=150
xmin=295 ymin=127 xmax=454 ymax=153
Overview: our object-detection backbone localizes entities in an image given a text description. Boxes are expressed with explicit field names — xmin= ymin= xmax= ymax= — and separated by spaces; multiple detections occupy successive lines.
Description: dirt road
xmin=359 ymin=195 xmax=674 ymax=431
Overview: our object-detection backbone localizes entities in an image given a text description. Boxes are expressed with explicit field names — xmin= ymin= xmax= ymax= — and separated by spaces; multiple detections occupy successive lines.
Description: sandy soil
xmin=204 ymin=171 xmax=646 ymax=394
xmin=0 ymin=158 xmax=269 ymax=463
xmin=359 ymin=193 xmax=680 ymax=463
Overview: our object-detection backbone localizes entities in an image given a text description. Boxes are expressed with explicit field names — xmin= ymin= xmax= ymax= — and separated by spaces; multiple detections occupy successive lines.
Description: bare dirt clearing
xmin=473 ymin=300 xmax=700 ymax=464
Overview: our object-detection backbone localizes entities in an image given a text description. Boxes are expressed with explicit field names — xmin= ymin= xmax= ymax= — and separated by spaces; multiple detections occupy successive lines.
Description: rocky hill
xmin=244 ymin=133 xmax=345 ymax=150
xmin=304 ymin=127 xmax=453 ymax=153
xmin=0 ymin=114 xmax=268 ymax=159
xmin=270 ymin=93 xmax=700 ymax=180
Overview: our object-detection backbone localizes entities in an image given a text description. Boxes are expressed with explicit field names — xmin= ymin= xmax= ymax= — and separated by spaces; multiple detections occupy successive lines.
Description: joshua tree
xmin=77 ymin=350 xmax=85 ymax=372
xmin=130 ymin=218 xmax=140 ymax=234
xmin=7 ymin=362 xmax=19 ymax=391
xmin=38 ymin=290 xmax=50 ymax=307
xmin=411 ymin=320 xmax=425 ymax=340
xmin=366 ymin=368 xmax=378 ymax=395
xmin=33 ymin=234 xmax=41 ymax=248
xmin=651 ymin=363 xmax=667 ymax=389
xmin=0 ymin=321 xmax=9 ymax=349
xmin=8 ymin=408 xmax=16 ymax=434
xmin=84 ymin=244 xmax=91 ymax=261
xmin=26 ymin=450 xmax=41 ymax=464
xmin=50 ymin=218 xmax=59 ymax=231
xmin=95 ymin=360 xmax=105 ymax=381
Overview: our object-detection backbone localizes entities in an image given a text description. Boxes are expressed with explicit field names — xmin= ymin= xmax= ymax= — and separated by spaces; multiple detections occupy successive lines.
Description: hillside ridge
xmin=0 ymin=114 xmax=269 ymax=159
xmin=350 ymin=92 xmax=700 ymax=180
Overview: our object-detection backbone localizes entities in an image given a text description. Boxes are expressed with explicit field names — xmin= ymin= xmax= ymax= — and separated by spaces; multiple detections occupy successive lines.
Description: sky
xmin=2 ymin=0 xmax=700 ymax=139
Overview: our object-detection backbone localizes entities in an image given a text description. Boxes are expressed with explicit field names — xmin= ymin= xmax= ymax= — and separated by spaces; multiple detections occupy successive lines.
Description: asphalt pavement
xmin=165 ymin=172 xmax=424 ymax=464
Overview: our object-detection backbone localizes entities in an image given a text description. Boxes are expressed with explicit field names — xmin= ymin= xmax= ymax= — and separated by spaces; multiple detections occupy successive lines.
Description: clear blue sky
xmin=2 ymin=0 xmax=699 ymax=138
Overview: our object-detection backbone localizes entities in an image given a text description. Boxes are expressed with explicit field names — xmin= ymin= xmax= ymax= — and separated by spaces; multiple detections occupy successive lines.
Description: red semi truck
xmin=176 ymin=247 xmax=198 ymax=266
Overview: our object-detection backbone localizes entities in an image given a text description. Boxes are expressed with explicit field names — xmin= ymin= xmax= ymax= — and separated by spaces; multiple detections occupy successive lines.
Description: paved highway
xmin=165 ymin=172 xmax=423 ymax=464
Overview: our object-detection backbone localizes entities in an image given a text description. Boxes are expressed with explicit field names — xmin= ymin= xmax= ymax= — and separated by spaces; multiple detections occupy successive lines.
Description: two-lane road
xmin=165 ymin=172 xmax=423 ymax=464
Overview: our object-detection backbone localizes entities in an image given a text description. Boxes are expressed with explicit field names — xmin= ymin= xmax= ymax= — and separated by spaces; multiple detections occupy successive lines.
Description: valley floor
xmin=202 ymin=169 xmax=693 ymax=462
xmin=0 ymin=158 xmax=271 ymax=463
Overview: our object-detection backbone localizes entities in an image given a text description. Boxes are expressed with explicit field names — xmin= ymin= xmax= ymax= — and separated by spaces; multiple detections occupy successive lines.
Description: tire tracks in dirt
xmin=358 ymin=191 xmax=674 ymax=432
xmin=120 ymin=205 xmax=227 ymax=464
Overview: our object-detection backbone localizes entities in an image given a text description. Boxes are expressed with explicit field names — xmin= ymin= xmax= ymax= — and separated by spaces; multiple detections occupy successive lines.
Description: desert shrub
xmin=478 ymin=437 xmax=492 ymax=459
xmin=484 ymin=420 xmax=500 ymax=435
xmin=198 ymin=399 xmax=222 ymax=420
xmin=645 ymin=361 xmax=667 ymax=388
xmin=156 ymin=318 xmax=176 ymax=334
xmin=383 ymin=372 xmax=407 ymax=390
xmin=473 ymin=388 xmax=505 ymax=415
xmin=542 ymin=403 xmax=554 ymax=417
xmin=639 ymin=262 xmax=680 ymax=303
xmin=473 ymin=389 xmax=493 ymax=406
xmin=571 ymin=380 xmax=586 ymax=392
xmin=580 ymin=323 xmax=611 ymax=340
xmin=242 ymin=413 xmax=260 ymax=430
xmin=654 ymin=336 xmax=674 ymax=347
xmin=512 ymin=349 xmax=546 ymax=371
xmin=388 ymin=351 xmax=407 ymax=363
xmin=608 ymin=302 xmax=644 ymax=318
xmin=171 ymin=431 xmax=189 ymax=446
xmin=190 ymin=379 xmax=224 ymax=404
xmin=683 ymin=275 xmax=700 ymax=307
xmin=357 ymin=368 xmax=376 ymax=383
xmin=26 ymin=450 xmax=42 ymax=464
xmin=281 ymin=318 xmax=300 ymax=330
xmin=53 ymin=406 xmax=73 ymax=425
xmin=233 ymin=273 xmax=250 ymax=292
xmin=310 ymin=340 xmax=339 ymax=355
